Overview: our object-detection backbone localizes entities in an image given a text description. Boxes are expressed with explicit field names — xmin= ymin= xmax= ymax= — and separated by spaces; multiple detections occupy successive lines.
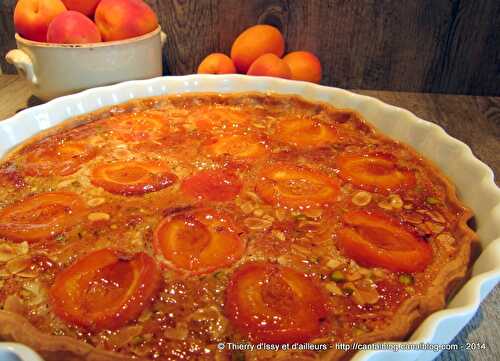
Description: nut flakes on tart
xmin=0 ymin=93 xmax=476 ymax=361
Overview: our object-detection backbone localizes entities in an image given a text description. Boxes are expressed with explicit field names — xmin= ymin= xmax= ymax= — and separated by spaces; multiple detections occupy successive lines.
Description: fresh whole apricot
xmin=283 ymin=51 xmax=322 ymax=83
xmin=14 ymin=0 xmax=67 ymax=42
xmin=61 ymin=0 xmax=101 ymax=17
xmin=247 ymin=53 xmax=292 ymax=79
xmin=47 ymin=11 xmax=102 ymax=44
xmin=231 ymin=25 xmax=285 ymax=73
xmin=95 ymin=0 xmax=158 ymax=41
xmin=197 ymin=53 xmax=236 ymax=74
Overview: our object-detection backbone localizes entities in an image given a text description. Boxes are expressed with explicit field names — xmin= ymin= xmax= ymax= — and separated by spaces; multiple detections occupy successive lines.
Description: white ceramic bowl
xmin=5 ymin=27 xmax=166 ymax=101
xmin=0 ymin=342 xmax=43 ymax=361
xmin=0 ymin=75 xmax=499 ymax=361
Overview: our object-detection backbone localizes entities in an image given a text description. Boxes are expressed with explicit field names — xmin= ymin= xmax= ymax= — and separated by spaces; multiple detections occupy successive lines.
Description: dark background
xmin=1 ymin=0 xmax=499 ymax=95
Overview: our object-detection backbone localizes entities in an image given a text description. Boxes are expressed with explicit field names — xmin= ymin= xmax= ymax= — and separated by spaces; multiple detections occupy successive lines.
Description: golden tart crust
xmin=0 ymin=93 xmax=477 ymax=361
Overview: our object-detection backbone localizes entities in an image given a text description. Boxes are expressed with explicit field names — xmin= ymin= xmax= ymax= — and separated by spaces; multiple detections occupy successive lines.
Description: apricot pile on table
xmin=197 ymin=24 xmax=322 ymax=84
xmin=13 ymin=0 xmax=158 ymax=44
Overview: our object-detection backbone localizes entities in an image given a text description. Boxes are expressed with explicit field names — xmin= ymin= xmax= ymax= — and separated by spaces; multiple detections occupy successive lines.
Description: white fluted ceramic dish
xmin=0 ymin=75 xmax=499 ymax=361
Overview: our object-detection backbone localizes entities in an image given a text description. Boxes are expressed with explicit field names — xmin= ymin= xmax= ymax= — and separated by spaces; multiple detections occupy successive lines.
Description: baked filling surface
xmin=0 ymin=93 xmax=475 ymax=361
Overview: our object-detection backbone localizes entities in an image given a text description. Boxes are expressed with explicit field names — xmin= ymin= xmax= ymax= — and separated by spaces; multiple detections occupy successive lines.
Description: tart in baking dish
xmin=0 ymin=93 xmax=475 ymax=360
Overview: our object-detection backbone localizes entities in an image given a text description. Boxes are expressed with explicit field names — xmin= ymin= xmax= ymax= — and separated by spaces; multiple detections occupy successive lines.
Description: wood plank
xmin=423 ymin=0 xmax=500 ymax=96
xmin=0 ymin=0 xmax=16 ymax=75
xmin=0 ymin=75 xmax=40 ymax=120
xmin=1 ymin=1 xmax=499 ymax=95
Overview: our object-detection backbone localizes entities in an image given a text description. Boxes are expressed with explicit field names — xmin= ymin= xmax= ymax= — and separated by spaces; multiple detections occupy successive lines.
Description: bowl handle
xmin=5 ymin=49 xmax=38 ymax=85
xmin=160 ymin=31 xmax=167 ymax=47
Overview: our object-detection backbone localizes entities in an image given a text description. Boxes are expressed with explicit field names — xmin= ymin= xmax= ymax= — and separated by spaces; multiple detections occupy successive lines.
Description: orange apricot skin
xmin=283 ymin=51 xmax=322 ymax=84
xmin=47 ymin=11 xmax=102 ymax=44
xmin=231 ymin=25 xmax=285 ymax=73
xmin=197 ymin=53 xmax=236 ymax=74
xmin=95 ymin=0 xmax=158 ymax=41
xmin=50 ymin=249 xmax=161 ymax=331
xmin=14 ymin=0 xmax=67 ymax=42
xmin=247 ymin=53 xmax=292 ymax=79
xmin=61 ymin=0 xmax=101 ymax=17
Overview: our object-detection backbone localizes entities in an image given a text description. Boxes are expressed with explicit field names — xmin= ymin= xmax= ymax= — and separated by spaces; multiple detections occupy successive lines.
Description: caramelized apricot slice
xmin=91 ymin=160 xmax=177 ymax=196
xmin=338 ymin=210 xmax=432 ymax=272
xmin=336 ymin=153 xmax=415 ymax=193
xmin=194 ymin=106 xmax=249 ymax=131
xmin=274 ymin=117 xmax=337 ymax=148
xmin=256 ymin=164 xmax=340 ymax=209
xmin=202 ymin=134 xmax=267 ymax=160
xmin=0 ymin=192 xmax=87 ymax=242
xmin=154 ymin=208 xmax=245 ymax=274
xmin=24 ymin=140 xmax=96 ymax=177
xmin=181 ymin=169 xmax=242 ymax=201
xmin=106 ymin=110 xmax=169 ymax=141
xmin=225 ymin=262 xmax=327 ymax=343
xmin=50 ymin=248 xmax=160 ymax=331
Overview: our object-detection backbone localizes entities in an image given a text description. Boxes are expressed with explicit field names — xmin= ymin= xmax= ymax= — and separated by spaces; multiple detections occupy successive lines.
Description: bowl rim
xmin=14 ymin=25 xmax=161 ymax=49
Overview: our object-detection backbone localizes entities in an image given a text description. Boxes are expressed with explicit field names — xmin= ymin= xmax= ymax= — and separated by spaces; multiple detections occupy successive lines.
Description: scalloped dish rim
xmin=0 ymin=75 xmax=499 ymax=361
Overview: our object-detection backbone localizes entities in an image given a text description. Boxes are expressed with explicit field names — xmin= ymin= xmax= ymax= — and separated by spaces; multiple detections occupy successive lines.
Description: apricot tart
xmin=0 ymin=93 xmax=475 ymax=361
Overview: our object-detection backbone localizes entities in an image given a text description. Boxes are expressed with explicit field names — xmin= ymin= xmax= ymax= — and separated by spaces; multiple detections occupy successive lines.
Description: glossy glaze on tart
xmin=0 ymin=93 xmax=476 ymax=361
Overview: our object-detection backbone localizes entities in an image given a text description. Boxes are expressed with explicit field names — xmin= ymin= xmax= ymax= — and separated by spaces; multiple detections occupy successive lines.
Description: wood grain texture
xmin=0 ymin=0 xmax=16 ymax=75
xmin=0 ymin=74 xmax=499 ymax=360
xmin=0 ymin=0 xmax=499 ymax=95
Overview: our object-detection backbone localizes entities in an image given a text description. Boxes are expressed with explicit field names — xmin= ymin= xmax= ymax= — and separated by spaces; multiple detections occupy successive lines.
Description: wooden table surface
xmin=0 ymin=74 xmax=498 ymax=361
xmin=2 ymin=1 xmax=500 ymax=96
